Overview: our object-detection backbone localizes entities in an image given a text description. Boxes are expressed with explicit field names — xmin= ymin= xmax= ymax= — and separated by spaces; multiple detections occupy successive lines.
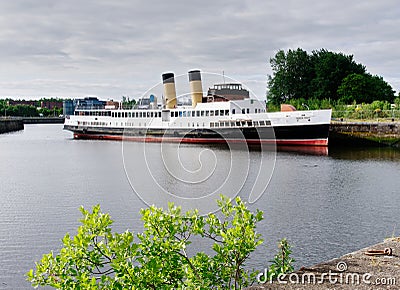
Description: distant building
xmin=106 ymin=100 xmax=120 ymax=109
xmin=7 ymin=100 xmax=38 ymax=107
xmin=40 ymin=100 xmax=63 ymax=110
xmin=75 ymin=97 xmax=106 ymax=110
xmin=63 ymin=97 xmax=107 ymax=116
xmin=63 ymin=100 xmax=75 ymax=116
xmin=136 ymin=95 xmax=158 ymax=110
xmin=7 ymin=99 xmax=63 ymax=110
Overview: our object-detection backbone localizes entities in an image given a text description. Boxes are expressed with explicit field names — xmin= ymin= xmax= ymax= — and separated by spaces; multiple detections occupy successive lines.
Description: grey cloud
xmin=0 ymin=0 xmax=399 ymax=98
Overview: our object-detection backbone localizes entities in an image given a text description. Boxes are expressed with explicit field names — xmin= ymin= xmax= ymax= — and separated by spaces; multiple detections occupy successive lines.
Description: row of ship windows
xmin=77 ymin=120 xmax=271 ymax=128
xmin=74 ymin=111 xmax=161 ymax=118
xmin=75 ymin=108 xmax=266 ymax=118
xmin=172 ymin=110 xmax=229 ymax=117
xmin=210 ymin=120 xmax=271 ymax=128
xmin=76 ymin=111 xmax=112 ymax=116
xmin=78 ymin=121 xmax=109 ymax=126
xmin=169 ymin=108 xmax=266 ymax=117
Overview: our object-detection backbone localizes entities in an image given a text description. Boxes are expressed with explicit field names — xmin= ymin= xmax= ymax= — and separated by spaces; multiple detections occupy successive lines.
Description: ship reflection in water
xmin=276 ymin=145 xmax=400 ymax=159
xmin=243 ymin=143 xmax=329 ymax=156
xmin=199 ymin=142 xmax=400 ymax=159
xmin=277 ymin=145 xmax=329 ymax=156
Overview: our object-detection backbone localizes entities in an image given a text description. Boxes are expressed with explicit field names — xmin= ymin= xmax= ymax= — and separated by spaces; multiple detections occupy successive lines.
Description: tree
xmin=122 ymin=96 xmax=136 ymax=109
xmin=267 ymin=48 xmax=375 ymax=104
xmin=8 ymin=105 xmax=39 ymax=117
xmin=267 ymin=48 xmax=314 ymax=104
xmin=28 ymin=196 xmax=286 ymax=289
xmin=366 ymin=75 xmax=395 ymax=103
xmin=310 ymin=49 xmax=365 ymax=100
xmin=37 ymin=107 xmax=52 ymax=117
xmin=0 ymin=100 xmax=6 ymax=117
xmin=337 ymin=73 xmax=369 ymax=103
xmin=338 ymin=73 xmax=395 ymax=103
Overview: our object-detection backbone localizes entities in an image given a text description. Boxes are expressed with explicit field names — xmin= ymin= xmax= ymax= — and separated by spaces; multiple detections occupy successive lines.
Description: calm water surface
xmin=1 ymin=124 xmax=400 ymax=289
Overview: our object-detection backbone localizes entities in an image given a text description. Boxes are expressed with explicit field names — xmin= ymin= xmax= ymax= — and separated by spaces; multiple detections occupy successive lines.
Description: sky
xmin=0 ymin=0 xmax=399 ymax=101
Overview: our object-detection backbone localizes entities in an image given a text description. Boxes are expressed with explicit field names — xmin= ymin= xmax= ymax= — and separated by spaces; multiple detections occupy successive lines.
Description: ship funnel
xmin=188 ymin=70 xmax=203 ymax=108
xmin=162 ymin=72 xmax=177 ymax=109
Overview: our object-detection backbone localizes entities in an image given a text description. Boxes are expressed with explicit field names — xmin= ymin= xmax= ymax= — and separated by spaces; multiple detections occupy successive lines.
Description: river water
xmin=1 ymin=124 xmax=400 ymax=289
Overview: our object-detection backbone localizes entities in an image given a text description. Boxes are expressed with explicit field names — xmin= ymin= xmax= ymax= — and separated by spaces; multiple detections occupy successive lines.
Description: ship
xmin=64 ymin=70 xmax=332 ymax=146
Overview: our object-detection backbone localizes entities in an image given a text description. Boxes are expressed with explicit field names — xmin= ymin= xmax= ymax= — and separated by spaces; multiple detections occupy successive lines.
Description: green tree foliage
xmin=267 ymin=238 xmax=294 ymax=279
xmin=336 ymin=73 xmax=368 ymax=103
xmin=310 ymin=49 xmax=365 ymax=100
xmin=7 ymin=104 xmax=39 ymax=117
xmin=28 ymin=196 xmax=282 ymax=289
xmin=38 ymin=97 xmax=63 ymax=103
xmin=0 ymin=98 xmax=64 ymax=117
xmin=122 ymin=96 xmax=136 ymax=109
xmin=256 ymin=238 xmax=294 ymax=284
xmin=267 ymin=48 xmax=394 ymax=104
xmin=338 ymin=73 xmax=395 ymax=103
xmin=268 ymin=48 xmax=314 ymax=104
xmin=0 ymin=100 xmax=6 ymax=116
xmin=395 ymin=97 xmax=400 ymax=108
xmin=37 ymin=107 xmax=63 ymax=117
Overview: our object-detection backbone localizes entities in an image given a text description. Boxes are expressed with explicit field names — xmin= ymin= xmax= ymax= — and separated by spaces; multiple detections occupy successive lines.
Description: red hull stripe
xmin=73 ymin=133 xmax=328 ymax=146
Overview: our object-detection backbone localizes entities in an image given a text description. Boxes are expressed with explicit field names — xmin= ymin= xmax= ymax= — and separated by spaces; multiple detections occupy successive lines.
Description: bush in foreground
xmin=27 ymin=195 xmax=292 ymax=289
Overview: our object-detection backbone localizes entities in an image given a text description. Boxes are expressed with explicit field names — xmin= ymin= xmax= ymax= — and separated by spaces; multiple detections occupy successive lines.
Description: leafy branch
xmin=27 ymin=195 xmax=292 ymax=289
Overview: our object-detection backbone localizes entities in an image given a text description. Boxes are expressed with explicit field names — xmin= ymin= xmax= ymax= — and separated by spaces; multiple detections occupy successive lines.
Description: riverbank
xmin=0 ymin=119 xmax=24 ymax=134
xmin=247 ymin=238 xmax=399 ymax=289
xmin=21 ymin=117 xmax=65 ymax=124
xmin=330 ymin=121 xmax=400 ymax=148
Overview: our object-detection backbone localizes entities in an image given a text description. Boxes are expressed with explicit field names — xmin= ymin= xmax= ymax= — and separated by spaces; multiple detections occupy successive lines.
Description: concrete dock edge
xmin=0 ymin=119 xmax=24 ymax=134
xmin=247 ymin=239 xmax=400 ymax=289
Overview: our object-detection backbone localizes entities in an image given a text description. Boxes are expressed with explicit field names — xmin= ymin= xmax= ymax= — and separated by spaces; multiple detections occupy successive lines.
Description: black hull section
xmin=273 ymin=124 xmax=330 ymax=140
